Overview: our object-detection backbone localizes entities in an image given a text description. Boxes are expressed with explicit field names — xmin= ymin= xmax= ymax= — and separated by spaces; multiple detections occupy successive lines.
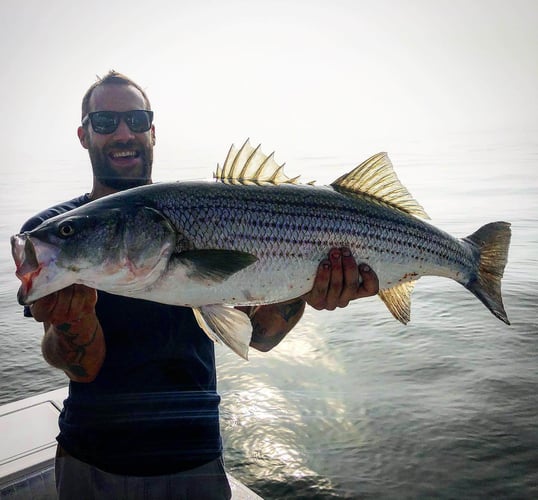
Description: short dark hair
xmin=81 ymin=70 xmax=152 ymax=119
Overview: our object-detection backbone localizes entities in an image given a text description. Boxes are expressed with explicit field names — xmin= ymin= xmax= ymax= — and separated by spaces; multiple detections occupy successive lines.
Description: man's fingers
xmin=306 ymin=259 xmax=331 ymax=310
xmin=70 ymin=285 xmax=98 ymax=315
xmin=338 ymin=249 xmax=360 ymax=307
xmin=325 ymin=249 xmax=344 ymax=310
xmin=29 ymin=285 xmax=97 ymax=325
xmin=30 ymin=293 xmax=59 ymax=322
xmin=48 ymin=287 xmax=76 ymax=324
xmin=357 ymin=264 xmax=379 ymax=298
xmin=305 ymin=248 xmax=379 ymax=311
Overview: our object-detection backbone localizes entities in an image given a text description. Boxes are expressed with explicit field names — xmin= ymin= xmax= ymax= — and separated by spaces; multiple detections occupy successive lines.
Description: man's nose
xmin=112 ymin=118 xmax=135 ymax=141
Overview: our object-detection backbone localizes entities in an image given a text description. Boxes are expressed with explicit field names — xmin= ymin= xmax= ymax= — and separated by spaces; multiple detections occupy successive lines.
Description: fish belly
xmin=126 ymin=257 xmax=320 ymax=307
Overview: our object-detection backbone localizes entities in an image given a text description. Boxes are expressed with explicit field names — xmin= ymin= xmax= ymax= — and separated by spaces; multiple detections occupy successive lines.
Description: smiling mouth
xmin=109 ymin=150 xmax=140 ymax=160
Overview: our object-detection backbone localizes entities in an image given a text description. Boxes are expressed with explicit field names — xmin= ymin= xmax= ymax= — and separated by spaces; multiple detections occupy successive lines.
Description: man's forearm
xmin=42 ymin=315 xmax=105 ymax=383
xmin=246 ymin=298 xmax=306 ymax=352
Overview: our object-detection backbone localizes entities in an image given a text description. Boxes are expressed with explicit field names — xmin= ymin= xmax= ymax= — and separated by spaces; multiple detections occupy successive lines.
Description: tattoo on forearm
xmin=251 ymin=321 xmax=287 ymax=348
xmin=67 ymin=363 xmax=89 ymax=379
xmin=56 ymin=322 xmax=99 ymax=378
xmin=250 ymin=322 xmax=268 ymax=345
xmin=276 ymin=299 xmax=304 ymax=322
xmin=249 ymin=299 xmax=305 ymax=349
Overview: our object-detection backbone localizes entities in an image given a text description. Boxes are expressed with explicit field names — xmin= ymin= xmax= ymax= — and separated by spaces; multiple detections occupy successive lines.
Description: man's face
xmin=79 ymin=84 xmax=155 ymax=191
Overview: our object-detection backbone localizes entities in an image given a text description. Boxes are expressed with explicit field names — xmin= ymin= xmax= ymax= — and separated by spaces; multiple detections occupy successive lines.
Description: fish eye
xmin=58 ymin=222 xmax=76 ymax=238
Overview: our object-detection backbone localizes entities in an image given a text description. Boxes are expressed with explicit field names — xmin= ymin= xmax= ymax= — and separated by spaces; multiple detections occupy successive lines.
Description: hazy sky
xmin=1 ymin=0 xmax=537 ymax=177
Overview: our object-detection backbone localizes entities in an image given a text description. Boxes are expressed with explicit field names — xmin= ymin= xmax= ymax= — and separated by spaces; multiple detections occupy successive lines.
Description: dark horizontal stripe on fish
xmin=163 ymin=187 xmax=474 ymax=269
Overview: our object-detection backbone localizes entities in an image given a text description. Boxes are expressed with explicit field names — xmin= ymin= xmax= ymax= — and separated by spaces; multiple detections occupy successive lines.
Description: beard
xmin=88 ymin=139 xmax=153 ymax=191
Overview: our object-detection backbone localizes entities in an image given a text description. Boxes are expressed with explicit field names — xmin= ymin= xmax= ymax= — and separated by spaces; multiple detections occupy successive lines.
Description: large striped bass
xmin=11 ymin=141 xmax=511 ymax=359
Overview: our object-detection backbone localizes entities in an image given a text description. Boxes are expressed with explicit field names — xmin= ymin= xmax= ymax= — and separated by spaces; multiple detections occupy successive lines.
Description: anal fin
xmin=378 ymin=281 xmax=416 ymax=324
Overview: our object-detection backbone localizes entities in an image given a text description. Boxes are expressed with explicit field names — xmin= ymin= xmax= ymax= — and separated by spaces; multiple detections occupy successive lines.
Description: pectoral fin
xmin=378 ymin=281 xmax=416 ymax=324
xmin=193 ymin=305 xmax=252 ymax=360
xmin=177 ymin=250 xmax=258 ymax=283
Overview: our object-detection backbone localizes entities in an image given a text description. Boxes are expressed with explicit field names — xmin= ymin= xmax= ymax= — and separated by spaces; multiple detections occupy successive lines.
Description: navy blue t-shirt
xmin=21 ymin=195 xmax=222 ymax=475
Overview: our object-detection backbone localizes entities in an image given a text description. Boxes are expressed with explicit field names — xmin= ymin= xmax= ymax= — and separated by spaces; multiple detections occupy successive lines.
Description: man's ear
xmin=78 ymin=126 xmax=89 ymax=150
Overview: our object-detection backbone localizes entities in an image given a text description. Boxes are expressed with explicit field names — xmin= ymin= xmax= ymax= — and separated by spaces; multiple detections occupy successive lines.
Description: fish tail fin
xmin=463 ymin=222 xmax=511 ymax=325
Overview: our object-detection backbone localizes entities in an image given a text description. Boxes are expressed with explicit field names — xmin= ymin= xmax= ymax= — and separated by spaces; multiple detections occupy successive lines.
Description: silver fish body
xmin=11 ymin=142 xmax=511 ymax=358
xmin=116 ymin=181 xmax=473 ymax=303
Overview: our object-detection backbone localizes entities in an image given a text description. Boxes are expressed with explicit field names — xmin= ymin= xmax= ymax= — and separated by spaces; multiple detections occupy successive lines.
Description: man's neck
xmin=89 ymin=182 xmax=119 ymax=201
xmin=89 ymin=179 xmax=152 ymax=201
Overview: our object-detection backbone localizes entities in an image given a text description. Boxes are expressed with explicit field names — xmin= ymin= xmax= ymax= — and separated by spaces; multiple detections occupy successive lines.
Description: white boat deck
xmin=0 ymin=388 xmax=261 ymax=499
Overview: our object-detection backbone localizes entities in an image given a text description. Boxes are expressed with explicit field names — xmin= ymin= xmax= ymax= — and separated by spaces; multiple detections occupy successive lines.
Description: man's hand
xmin=30 ymin=284 xmax=98 ymax=326
xmin=31 ymin=285 xmax=105 ymax=383
xmin=304 ymin=248 xmax=379 ymax=310
xmin=248 ymin=248 xmax=378 ymax=352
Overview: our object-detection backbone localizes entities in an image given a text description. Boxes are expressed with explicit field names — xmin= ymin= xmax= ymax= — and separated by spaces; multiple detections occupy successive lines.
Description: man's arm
xmin=241 ymin=298 xmax=307 ymax=353
xmin=31 ymin=285 xmax=106 ymax=383
xmin=246 ymin=248 xmax=379 ymax=352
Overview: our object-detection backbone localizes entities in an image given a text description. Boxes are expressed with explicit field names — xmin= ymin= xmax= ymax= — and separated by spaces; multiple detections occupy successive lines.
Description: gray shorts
xmin=55 ymin=447 xmax=232 ymax=500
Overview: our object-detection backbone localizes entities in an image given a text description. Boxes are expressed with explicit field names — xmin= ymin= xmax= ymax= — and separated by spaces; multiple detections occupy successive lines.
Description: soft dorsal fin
xmin=214 ymin=139 xmax=301 ymax=185
xmin=331 ymin=152 xmax=430 ymax=219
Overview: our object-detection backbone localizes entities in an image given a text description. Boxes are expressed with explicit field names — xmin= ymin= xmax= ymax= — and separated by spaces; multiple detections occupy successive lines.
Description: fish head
xmin=12 ymin=204 xmax=176 ymax=305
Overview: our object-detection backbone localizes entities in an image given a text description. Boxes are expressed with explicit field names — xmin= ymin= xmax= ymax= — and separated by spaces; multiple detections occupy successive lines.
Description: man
xmin=22 ymin=71 xmax=379 ymax=499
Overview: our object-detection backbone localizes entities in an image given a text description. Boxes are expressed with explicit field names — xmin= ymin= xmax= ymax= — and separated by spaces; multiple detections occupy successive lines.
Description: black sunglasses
xmin=82 ymin=110 xmax=154 ymax=134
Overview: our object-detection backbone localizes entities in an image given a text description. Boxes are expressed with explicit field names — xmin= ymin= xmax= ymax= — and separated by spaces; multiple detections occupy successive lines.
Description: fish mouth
xmin=11 ymin=234 xmax=43 ymax=305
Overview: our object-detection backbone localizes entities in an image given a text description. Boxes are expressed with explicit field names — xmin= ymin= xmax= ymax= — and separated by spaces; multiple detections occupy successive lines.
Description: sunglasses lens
xmin=90 ymin=112 xmax=119 ymax=134
xmin=87 ymin=110 xmax=153 ymax=134
xmin=125 ymin=110 xmax=153 ymax=132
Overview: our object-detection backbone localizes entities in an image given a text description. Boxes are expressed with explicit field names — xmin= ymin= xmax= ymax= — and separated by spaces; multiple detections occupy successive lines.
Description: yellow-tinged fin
xmin=378 ymin=281 xmax=416 ymax=324
xmin=463 ymin=221 xmax=511 ymax=325
xmin=331 ymin=152 xmax=430 ymax=219
xmin=193 ymin=305 xmax=252 ymax=360
xmin=177 ymin=249 xmax=258 ymax=283
xmin=214 ymin=139 xmax=301 ymax=185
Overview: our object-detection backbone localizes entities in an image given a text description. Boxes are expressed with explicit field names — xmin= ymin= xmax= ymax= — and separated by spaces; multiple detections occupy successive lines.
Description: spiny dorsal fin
xmin=378 ymin=281 xmax=416 ymax=324
xmin=214 ymin=139 xmax=301 ymax=185
xmin=331 ymin=152 xmax=430 ymax=219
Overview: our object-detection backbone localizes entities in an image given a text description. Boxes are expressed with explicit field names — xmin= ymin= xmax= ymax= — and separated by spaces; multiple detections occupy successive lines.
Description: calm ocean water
xmin=1 ymin=131 xmax=537 ymax=498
